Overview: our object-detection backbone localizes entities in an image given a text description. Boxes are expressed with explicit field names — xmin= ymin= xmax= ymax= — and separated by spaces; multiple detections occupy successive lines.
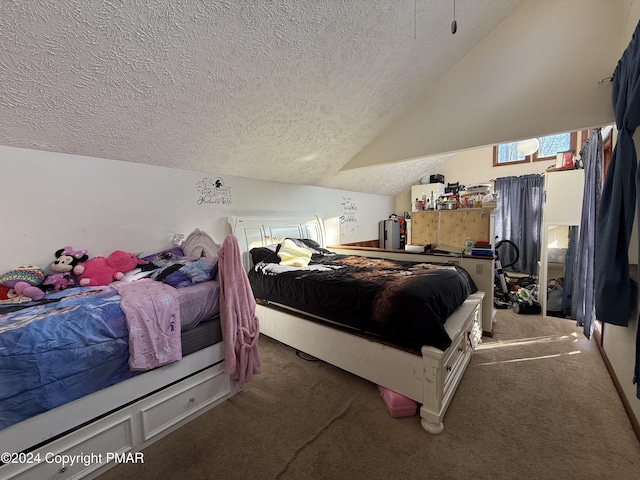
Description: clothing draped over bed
xmin=115 ymin=279 xmax=182 ymax=371
xmin=218 ymin=235 xmax=261 ymax=387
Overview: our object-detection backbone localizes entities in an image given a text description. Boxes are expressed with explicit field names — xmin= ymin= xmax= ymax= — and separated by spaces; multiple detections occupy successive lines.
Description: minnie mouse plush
xmin=42 ymin=246 xmax=89 ymax=292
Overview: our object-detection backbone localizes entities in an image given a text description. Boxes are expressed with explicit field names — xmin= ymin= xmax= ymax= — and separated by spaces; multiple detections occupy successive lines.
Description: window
xmin=494 ymin=141 xmax=530 ymax=166
xmin=493 ymin=131 xmax=583 ymax=166
xmin=533 ymin=131 xmax=578 ymax=162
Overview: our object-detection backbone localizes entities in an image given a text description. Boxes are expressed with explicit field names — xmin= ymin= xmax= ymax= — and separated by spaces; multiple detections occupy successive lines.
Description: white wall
xmin=0 ymin=146 xmax=393 ymax=274
xmin=346 ymin=0 xmax=620 ymax=171
xmin=436 ymin=147 xmax=555 ymax=187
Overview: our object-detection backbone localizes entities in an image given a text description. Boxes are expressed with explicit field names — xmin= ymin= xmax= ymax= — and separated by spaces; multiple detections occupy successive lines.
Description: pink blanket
xmin=115 ymin=279 xmax=182 ymax=371
xmin=218 ymin=235 xmax=261 ymax=387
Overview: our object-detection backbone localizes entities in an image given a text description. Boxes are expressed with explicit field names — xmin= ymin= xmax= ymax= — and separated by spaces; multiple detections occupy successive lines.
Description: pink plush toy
xmin=73 ymin=250 xmax=146 ymax=287
xmin=0 ymin=266 xmax=46 ymax=302
xmin=14 ymin=281 xmax=45 ymax=301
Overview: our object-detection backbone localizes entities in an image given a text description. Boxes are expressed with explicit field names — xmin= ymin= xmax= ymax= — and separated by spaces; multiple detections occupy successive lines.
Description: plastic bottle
xmin=464 ymin=237 xmax=473 ymax=255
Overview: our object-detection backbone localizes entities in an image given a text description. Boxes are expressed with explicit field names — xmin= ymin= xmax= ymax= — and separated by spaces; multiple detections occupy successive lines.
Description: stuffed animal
xmin=0 ymin=285 xmax=10 ymax=301
xmin=73 ymin=250 xmax=146 ymax=286
xmin=0 ymin=266 xmax=46 ymax=302
xmin=13 ymin=281 xmax=45 ymax=301
xmin=42 ymin=246 xmax=89 ymax=292
xmin=0 ymin=282 xmax=45 ymax=303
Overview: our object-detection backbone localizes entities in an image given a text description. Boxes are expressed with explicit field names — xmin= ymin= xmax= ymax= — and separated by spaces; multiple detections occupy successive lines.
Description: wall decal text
xmin=196 ymin=177 xmax=232 ymax=205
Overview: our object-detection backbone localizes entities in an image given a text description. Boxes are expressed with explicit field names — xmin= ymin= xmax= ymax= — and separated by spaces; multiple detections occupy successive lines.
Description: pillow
xmin=250 ymin=239 xmax=331 ymax=266
xmin=281 ymin=238 xmax=333 ymax=255
xmin=277 ymin=239 xmax=312 ymax=267
xmin=0 ymin=266 xmax=45 ymax=288
xmin=250 ymin=246 xmax=280 ymax=265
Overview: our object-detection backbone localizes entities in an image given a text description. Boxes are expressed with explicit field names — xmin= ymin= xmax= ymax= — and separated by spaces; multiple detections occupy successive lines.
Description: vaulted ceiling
xmin=0 ymin=1 xmax=626 ymax=196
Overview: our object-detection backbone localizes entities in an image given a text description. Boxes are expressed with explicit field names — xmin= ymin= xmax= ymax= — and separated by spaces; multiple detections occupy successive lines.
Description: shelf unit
xmin=411 ymin=183 xmax=445 ymax=211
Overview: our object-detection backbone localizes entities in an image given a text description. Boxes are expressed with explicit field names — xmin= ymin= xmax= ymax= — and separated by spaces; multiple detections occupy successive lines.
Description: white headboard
xmin=228 ymin=215 xmax=325 ymax=271
xmin=181 ymin=228 xmax=221 ymax=258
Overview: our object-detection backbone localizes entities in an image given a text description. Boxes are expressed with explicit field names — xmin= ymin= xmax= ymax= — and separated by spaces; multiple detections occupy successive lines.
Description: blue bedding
xmin=0 ymin=287 xmax=133 ymax=429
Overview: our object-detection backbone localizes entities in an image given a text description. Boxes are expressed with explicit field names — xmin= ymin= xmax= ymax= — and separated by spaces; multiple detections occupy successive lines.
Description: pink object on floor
xmin=378 ymin=385 xmax=418 ymax=418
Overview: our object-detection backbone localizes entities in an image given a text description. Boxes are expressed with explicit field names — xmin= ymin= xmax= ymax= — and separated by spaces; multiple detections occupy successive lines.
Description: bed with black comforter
xmin=248 ymin=241 xmax=477 ymax=352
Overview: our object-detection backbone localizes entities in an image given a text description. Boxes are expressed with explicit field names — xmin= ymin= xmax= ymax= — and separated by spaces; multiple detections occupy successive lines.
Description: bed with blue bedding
xmin=0 ymin=229 xmax=245 ymax=480
xmin=0 ymin=279 xmax=221 ymax=430
xmin=0 ymin=287 xmax=132 ymax=429
xmin=0 ymin=234 xmax=226 ymax=434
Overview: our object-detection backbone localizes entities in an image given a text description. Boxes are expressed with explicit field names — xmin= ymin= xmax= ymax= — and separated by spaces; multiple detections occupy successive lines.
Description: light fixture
xmin=517 ymin=138 xmax=540 ymax=156
xmin=451 ymin=0 xmax=457 ymax=34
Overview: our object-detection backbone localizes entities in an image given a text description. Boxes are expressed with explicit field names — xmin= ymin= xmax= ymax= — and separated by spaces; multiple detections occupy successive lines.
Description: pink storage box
xmin=377 ymin=385 xmax=418 ymax=418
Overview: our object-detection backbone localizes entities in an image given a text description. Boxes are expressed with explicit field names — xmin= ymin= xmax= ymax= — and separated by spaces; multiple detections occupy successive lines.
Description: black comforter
xmin=248 ymin=249 xmax=477 ymax=351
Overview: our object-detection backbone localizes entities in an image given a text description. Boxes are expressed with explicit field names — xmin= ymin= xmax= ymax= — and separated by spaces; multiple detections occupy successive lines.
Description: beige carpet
xmin=99 ymin=309 xmax=640 ymax=480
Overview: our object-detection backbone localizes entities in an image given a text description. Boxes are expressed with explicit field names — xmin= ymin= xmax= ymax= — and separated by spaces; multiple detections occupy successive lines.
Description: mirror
xmin=539 ymin=167 xmax=585 ymax=319
xmin=541 ymin=224 xmax=578 ymax=318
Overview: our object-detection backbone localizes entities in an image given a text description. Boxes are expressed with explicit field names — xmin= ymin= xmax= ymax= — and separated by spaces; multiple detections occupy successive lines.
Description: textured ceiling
xmin=0 ymin=0 xmax=525 ymax=196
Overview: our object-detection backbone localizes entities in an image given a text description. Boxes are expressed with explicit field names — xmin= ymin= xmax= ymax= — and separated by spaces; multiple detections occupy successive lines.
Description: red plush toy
xmin=73 ymin=250 xmax=146 ymax=287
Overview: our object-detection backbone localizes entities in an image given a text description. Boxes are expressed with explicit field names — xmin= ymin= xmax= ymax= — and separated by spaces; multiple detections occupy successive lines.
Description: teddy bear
xmin=41 ymin=246 xmax=89 ymax=292
xmin=73 ymin=250 xmax=146 ymax=286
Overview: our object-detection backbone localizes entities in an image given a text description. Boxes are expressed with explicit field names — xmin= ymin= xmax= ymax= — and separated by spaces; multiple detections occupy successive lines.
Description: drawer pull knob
xmin=446 ymin=366 xmax=452 ymax=372
xmin=60 ymin=466 xmax=67 ymax=473
xmin=457 ymin=347 xmax=464 ymax=352
xmin=189 ymin=397 xmax=196 ymax=404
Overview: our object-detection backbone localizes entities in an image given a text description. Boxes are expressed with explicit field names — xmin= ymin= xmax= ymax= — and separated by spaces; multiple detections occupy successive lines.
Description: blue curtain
xmin=595 ymin=27 xmax=639 ymax=326
xmin=595 ymin=20 xmax=640 ymax=399
xmin=563 ymin=226 xmax=579 ymax=318
xmin=494 ymin=174 xmax=544 ymax=275
xmin=571 ymin=129 xmax=603 ymax=338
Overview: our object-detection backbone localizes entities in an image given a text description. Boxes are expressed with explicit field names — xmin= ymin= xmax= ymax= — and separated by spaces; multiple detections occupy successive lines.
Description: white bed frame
xmin=0 ymin=229 xmax=240 ymax=480
xmin=229 ymin=215 xmax=483 ymax=434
